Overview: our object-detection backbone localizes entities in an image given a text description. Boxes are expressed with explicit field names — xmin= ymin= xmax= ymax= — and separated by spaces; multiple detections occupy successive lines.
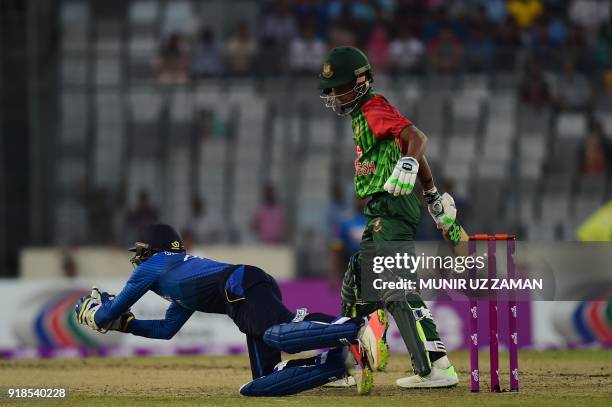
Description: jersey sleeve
xmin=362 ymin=97 xmax=412 ymax=140
xmin=94 ymin=254 xmax=166 ymax=326
xmin=127 ymin=302 xmax=194 ymax=340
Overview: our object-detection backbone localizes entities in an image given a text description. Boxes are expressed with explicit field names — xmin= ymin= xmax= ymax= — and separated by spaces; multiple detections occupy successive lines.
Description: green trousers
xmin=352 ymin=193 xmax=445 ymax=369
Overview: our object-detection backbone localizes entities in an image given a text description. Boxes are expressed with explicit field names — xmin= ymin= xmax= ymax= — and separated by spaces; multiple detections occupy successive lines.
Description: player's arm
xmin=93 ymin=258 xmax=162 ymax=327
xmin=417 ymin=155 xmax=435 ymax=192
xmin=399 ymin=124 xmax=427 ymax=161
xmin=126 ymin=302 xmax=194 ymax=340
xmin=384 ymin=124 xmax=428 ymax=196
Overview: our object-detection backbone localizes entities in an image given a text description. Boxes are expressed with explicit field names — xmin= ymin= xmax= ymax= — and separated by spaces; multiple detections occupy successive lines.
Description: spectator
xmin=351 ymin=0 xmax=377 ymax=24
xmin=191 ymin=28 xmax=223 ymax=77
xmin=547 ymin=10 xmax=568 ymax=47
xmin=577 ymin=120 xmax=612 ymax=176
xmin=389 ymin=25 xmax=425 ymax=74
xmin=190 ymin=195 xmax=223 ymax=244
xmin=566 ymin=24 xmax=593 ymax=74
xmin=423 ymin=6 xmax=453 ymax=42
xmin=224 ymin=22 xmax=257 ymax=75
xmin=552 ymin=59 xmax=593 ymax=112
xmin=127 ymin=189 xmax=159 ymax=238
xmin=464 ymin=25 xmax=494 ymax=73
xmin=330 ymin=198 xmax=366 ymax=287
xmin=428 ymin=27 xmax=464 ymax=73
xmin=61 ymin=251 xmax=78 ymax=278
xmin=261 ymin=0 xmax=298 ymax=46
xmin=471 ymin=4 xmax=493 ymax=30
xmin=83 ymin=187 xmax=115 ymax=245
xmin=485 ymin=0 xmax=508 ymax=24
xmin=376 ymin=0 xmax=398 ymax=19
xmin=506 ymin=0 xmax=543 ymax=29
xmin=396 ymin=0 xmax=426 ymax=23
xmin=325 ymin=183 xmax=351 ymax=239
xmin=366 ymin=23 xmax=391 ymax=72
xmin=327 ymin=7 xmax=358 ymax=48
xmin=528 ymin=15 xmax=560 ymax=69
xmin=494 ymin=17 xmax=521 ymax=71
xmin=252 ymin=184 xmax=286 ymax=244
xmin=568 ymin=0 xmax=610 ymax=38
xmin=594 ymin=24 xmax=612 ymax=72
xmin=153 ymin=32 xmax=189 ymax=84
xmin=294 ymin=0 xmax=329 ymax=39
xmin=326 ymin=0 xmax=350 ymax=20
xmin=289 ymin=21 xmax=327 ymax=74
xmin=519 ymin=61 xmax=551 ymax=111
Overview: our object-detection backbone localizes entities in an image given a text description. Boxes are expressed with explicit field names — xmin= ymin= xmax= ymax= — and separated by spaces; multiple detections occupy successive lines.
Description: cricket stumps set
xmin=468 ymin=234 xmax=519 ymax=393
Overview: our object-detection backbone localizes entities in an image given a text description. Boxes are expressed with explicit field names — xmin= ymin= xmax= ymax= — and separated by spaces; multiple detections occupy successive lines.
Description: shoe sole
xmin=323 ymin=376 xmax=356 ymax=388
xmin=356 ymin=367 xmax=374 ymax=395
xmin=377 ymin=339 xmax=389 ymax=371
xmin=363 ymin=309 xmax=388 ymax=371
xmin=396 ymin=376 xmax=459 ymax=389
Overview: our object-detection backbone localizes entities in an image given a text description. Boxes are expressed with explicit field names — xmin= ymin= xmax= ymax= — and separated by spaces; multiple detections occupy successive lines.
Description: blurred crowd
xmin=153 ymin=0 xmax=612 ymax=84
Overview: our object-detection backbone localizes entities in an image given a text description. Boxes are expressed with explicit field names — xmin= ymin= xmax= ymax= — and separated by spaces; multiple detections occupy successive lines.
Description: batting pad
xmin=263 ymin=320 xmax=359 ymax=353
xmin=240 ymin=349 xmax=346 ymax=396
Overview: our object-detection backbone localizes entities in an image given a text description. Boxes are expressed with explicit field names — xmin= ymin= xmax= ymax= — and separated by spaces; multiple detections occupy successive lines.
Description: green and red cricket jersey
xmin=351 ymin=92 xmax=412 ymax=199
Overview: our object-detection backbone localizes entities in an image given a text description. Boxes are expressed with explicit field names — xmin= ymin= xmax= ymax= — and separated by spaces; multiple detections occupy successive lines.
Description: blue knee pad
xmin=240 ymin=348 xmax=346 ymax=396
xmin=263 ymin=320 xmax=359 ymax=353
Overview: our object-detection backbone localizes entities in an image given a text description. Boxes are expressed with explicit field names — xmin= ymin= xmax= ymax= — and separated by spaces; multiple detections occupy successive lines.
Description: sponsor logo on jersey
xmin=355 ymin=160 xmax=375 ymax=176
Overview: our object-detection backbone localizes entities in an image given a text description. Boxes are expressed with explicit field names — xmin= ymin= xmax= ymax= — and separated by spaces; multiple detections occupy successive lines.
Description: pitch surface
xmin=0 ymin=350 xmax=610 ymax=406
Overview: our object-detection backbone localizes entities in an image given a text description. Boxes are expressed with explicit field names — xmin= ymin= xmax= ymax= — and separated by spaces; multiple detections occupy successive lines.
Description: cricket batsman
xmin=74 ymin=223 xmax=388 ymax=396
xmin=318 ymin=46 xmax=460 ymax=388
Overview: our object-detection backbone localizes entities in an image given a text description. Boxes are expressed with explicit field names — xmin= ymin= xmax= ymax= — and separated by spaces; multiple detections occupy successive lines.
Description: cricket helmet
xmin=129 ymin=223 xmax=185 ymax=266
xmin=319 ymin=46 xmax=373 ymax=116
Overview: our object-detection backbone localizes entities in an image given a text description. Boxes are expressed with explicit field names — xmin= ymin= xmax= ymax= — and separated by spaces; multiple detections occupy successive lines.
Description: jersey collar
xmin=350 ymin=87 xmax=376 ymax=118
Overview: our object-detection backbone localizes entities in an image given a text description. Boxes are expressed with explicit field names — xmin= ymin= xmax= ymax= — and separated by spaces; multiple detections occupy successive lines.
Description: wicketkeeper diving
xmin=75 ymin=223 xmax=388 ymax=396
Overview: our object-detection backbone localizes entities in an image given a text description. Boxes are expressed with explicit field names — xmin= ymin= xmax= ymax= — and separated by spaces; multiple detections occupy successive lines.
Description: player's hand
xmin=75 ymin=293 xmax=103 ymax=332
xmin=107 ymin=311 xmax=135 ymax=333
xmin=75 ymin=287 xmax=115 ymax=333
xmin=91 ymin=287 xmax=115 ymax=303
xmin=424 ymin=188 xmax=457 ymax=231
xmin=384 ymin=157 xmax=419 ymax=196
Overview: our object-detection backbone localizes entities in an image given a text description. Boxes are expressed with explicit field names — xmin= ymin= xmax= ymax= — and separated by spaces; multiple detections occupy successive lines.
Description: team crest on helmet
xmin=171 ymin=241 xmax=181 ymax=250
xmin=322 ymin=63 xmax=333 ymax=78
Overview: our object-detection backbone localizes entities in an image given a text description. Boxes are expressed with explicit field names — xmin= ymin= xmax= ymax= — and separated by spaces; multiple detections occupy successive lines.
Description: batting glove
xmin=424 ymin=188 xmax=457 ymax=231
xmin=384 ymin=157 xmax=419 ymax=196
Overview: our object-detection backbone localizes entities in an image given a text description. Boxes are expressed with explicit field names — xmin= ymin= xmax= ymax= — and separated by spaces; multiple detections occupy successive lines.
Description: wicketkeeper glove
xmin=75 ymin=287 xmax=133 ymax=333
xmin=106 ymin=311 xmax=135 ymax=333
xmin=384 ymin=157 xmax=419 ymax=196
xmin=75 ymin=289 xmax=104 ymax=332
xmin=423 ymin=187 xmax=457 ymax=232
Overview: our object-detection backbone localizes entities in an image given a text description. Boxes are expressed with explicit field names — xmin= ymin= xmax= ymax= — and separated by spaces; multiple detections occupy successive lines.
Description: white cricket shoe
xmin=323 ymin=376 xmax=357 ymax=387
xmin=396 ymin=365 xmax=459 ymax=389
